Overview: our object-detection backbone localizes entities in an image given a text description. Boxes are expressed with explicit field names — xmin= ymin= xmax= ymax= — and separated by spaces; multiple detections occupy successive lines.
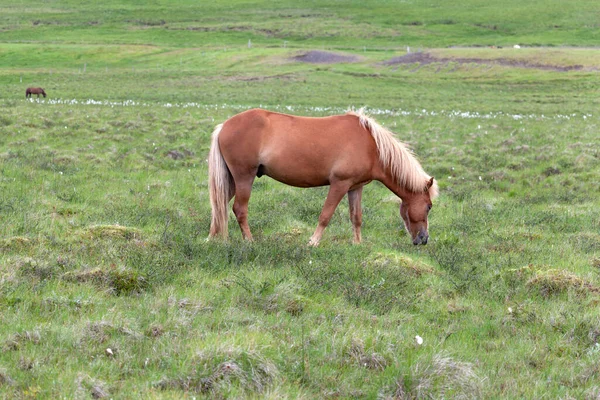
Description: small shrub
xmin=427 ymin=239 xmax=480 ymax=293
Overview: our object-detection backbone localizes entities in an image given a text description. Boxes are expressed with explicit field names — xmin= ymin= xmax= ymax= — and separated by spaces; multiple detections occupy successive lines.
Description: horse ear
xmin=426 ymin=177 xmax=434 ymax=189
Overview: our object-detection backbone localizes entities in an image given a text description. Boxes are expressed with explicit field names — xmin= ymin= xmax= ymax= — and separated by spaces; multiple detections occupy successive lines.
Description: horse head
xmin=400 ymin=177 xmax=435 ymax=245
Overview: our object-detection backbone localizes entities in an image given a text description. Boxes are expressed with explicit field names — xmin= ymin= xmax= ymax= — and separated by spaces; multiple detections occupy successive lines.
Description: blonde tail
xmin=208 ymin=124 xmax=233 ymax=238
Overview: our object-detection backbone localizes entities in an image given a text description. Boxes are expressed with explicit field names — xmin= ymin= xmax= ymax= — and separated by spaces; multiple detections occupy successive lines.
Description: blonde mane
xmin=349 ymin=108 xmax=438 ymax=198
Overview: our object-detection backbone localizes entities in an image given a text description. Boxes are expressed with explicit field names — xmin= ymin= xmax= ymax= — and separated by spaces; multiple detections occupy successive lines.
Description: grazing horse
xmin=26 ymin=87 xmax=46 ymax=98
xmin=208 ymin=108 xmax=438 ymax=246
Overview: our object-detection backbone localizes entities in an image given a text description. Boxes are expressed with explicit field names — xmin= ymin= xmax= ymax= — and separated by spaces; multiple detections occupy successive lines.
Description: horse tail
xmin=25 ymin=89 xmax=29 ymax=98
xmin=208 ymin=123 xmax=234 ymax=239
xmin=42 ymin=89 xmax=46 ymax=98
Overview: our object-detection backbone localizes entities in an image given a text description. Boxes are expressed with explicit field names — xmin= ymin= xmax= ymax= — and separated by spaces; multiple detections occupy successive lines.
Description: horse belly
xmin=260 ymin=152 xmax=332 ymax=188
xmin=260 ymin=141 xmax=370 ymax=188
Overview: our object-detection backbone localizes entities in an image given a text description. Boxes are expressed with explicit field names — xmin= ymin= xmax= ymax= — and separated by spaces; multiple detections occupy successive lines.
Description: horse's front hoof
xmin=308 ymin=238 xmax=320 ymax=247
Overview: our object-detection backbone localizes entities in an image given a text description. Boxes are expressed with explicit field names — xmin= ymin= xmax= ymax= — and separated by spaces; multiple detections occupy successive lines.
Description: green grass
xmin=1 ymin=1 xmax=600 ymax=399
xmin=2 ymin=0 xmax=600 ymax=47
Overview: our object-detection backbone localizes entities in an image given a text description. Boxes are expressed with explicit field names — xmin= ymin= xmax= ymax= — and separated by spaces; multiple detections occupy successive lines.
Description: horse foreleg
xmin=309 ymin=182 xmax=351 ymax=246
xmin=232 ymin=177 xmax=255 ymax=241
xmin=348 ymin=187 xmax=363 ymax=244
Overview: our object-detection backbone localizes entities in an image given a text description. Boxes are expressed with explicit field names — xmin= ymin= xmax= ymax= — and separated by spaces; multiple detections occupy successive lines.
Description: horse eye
xmin=427 ymin=204 xmax=432 ymax=212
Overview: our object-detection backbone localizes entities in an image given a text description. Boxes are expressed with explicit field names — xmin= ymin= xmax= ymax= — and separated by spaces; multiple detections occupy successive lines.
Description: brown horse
xmin=208 ymin=108 xmax=438 ymax=246
xmin=26 ymin=87 xmax=46 ymax=98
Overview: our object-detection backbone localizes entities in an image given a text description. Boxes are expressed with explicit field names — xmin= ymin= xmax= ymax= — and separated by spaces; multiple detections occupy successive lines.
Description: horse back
xmin=218 ymin=109 xmax=378 ymax=187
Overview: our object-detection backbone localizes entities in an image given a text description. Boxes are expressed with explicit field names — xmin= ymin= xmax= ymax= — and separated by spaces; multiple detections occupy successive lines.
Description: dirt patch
xmin=382 ymin=52 xmax=584 ymax=72
xmin=293 ymin=50 xmax=360 ymax=64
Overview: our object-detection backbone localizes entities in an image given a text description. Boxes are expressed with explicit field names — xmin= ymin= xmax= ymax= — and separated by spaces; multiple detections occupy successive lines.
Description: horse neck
xmin=376 ymin=166 xmax=414 ymax=201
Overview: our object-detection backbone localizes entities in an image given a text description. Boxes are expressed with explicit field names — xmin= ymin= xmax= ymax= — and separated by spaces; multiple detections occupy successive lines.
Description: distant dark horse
xmin=26 ymin=87 xmax=46 ymax=98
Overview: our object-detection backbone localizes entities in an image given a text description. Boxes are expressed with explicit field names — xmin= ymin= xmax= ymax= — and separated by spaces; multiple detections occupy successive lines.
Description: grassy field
xmin=1 ymin=1 xmax=600 ymax=399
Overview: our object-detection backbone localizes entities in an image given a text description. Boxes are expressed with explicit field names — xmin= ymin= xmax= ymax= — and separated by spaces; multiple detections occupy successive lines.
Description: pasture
xmin=1 ymin=1 xmax=600 ymax=398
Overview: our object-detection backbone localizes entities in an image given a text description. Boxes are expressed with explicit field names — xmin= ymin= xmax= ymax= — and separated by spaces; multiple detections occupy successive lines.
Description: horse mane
xmin=348 ymin=108 xmax=438 ymax=198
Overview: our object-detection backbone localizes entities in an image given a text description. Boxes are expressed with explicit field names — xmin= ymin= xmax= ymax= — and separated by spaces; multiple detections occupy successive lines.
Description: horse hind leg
xmin=231 ymin=173 xmax=256 ymax=241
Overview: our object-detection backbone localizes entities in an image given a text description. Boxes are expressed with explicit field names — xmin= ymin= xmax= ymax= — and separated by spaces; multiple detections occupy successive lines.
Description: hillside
xmin=1 ymin=1 xmax=599 ymax=399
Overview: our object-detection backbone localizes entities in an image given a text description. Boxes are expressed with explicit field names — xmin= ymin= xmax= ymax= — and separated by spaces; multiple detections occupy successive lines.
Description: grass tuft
xmin=80 ymin=225 xmax=142 ymax=241
xmin=3 ymin=331 xmax=42 ymax=351
xmin=228 ymin=274 xmax=307 ymax=316
xmin=17 ymin=257 xmax=57 ymax=281
xmin=81 ymin=321 xmax=142 ymax=344
xmin=75 ymin=374 xmax=110 ymax=399
xmin=0 ymin=369 xmax=15 ymax=386
xmin=155 ymin=348 xmax=279 ymax=396
xmin=62 ymin=267 xmax=148 ymax=295
xmin=0 ymin=236 xmax=32 ymax=250
xmin=383 ymin=353 xmax=482 ymax=399
xmin=346 ymin=338 xmax=388 ymax=370
xmin=527 ymin=268 xmax=600 ymax=297
xmin=363 ymin=252 xmax=437 ymax=276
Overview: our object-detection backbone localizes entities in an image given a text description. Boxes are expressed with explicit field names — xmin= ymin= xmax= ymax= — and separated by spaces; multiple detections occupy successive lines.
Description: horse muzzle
xmin=412 ymin=231 xmax=429 ymax=245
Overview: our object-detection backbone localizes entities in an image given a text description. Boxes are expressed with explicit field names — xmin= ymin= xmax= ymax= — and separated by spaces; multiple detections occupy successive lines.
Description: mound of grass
xmin=345 ymin=338 xmax=388 ymax=371
xmin=62 ymin=266 xmax=148 ymax=295
xmin=80 ymin=320 xmax=142 ymax=344
xmin=363 ymin=251 xmax=437 ymax=277
xmin=79 ymin=225 xmax=142 ymax=241
xmin=228 ymin=275 xmax=307 ymax=316
xmin=75 ymin=374 xmax=109 ymax=399
xmin=527 ymin=268 xmax=600 ymax=297
xmin=17 ymin=257 xmax=58 ymax=281
xmin=0 ymin=368 xmax=15 ymax=386
xmin=503 ymin=265 xmax=600 ymax=297
xmin=383 ymin=353 xmax=483 ymax=399
xmin=3 ymin=330 xmax=42 ymax=352
xmin=155 ymin=348 xmax=279 ymax=396
xmin=0 ymin=236 xmax=32 ymax=251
